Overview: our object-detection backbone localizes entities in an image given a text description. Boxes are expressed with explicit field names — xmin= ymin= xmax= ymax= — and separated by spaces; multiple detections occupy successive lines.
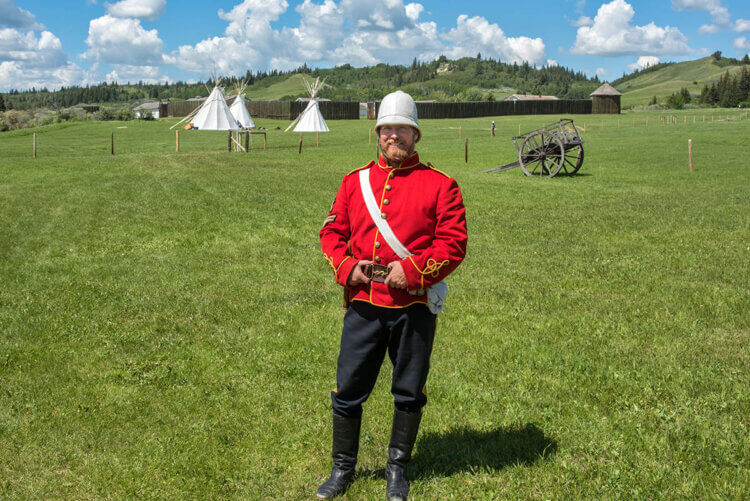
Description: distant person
xmin=491 ymin=120 xmax=496 ymax=136
xmin=317 ymin=90 xmax=468 ymax=500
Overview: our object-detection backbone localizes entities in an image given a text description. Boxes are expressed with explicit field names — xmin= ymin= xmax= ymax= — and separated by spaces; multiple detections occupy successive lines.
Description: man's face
xmin=378 ymin=125 xmax=418 ymax=164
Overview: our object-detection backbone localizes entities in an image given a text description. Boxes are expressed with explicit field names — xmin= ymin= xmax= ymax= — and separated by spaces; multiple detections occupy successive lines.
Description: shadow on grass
xmin=411 ymin=423 xmax=557 ymax=478
xmin=556 ymin=172 xmax=593 ymax=178
xmin=357 ymin=423 xmax=556 ymax=480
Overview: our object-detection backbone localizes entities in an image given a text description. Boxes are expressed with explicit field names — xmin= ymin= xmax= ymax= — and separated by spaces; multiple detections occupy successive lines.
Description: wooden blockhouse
xmin=590 ymin=82 xmax=622 ymax=114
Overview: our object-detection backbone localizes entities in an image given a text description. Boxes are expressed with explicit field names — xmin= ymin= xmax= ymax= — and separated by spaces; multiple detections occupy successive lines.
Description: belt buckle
xmin=368 ymin=264 xmax=389 ymax=283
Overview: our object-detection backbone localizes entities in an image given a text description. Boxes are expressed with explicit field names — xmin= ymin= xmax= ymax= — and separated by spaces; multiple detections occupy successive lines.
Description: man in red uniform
xmin=317 ymin=91 xmax=467 ymax=500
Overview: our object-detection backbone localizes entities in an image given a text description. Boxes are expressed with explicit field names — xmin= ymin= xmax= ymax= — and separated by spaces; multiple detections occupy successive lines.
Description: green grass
xmin=1 ymin=110 xmax=748 ymax=499
xmin=243 ymin=74 xmax=310 ymax=100
xmin=618 ymin=56 xmax=747 ymax=106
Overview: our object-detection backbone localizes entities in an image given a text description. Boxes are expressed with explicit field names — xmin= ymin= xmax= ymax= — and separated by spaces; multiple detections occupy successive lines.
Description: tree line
xmin=1 ymin=55 xmax=599 ymax=110
xmin=697 ymin=67 xmax=750 ymax=107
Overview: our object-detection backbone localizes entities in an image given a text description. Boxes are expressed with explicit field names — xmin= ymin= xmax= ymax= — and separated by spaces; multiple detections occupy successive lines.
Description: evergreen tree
xmin=0 ymin=94 xmax=5 ymax=112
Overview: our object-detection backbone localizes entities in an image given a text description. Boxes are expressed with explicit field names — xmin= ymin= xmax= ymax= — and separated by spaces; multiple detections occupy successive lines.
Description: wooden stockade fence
xmin=248 ymin=100 xmax=359 ymax=120
xmin=166 ymin=99 xmax=359 ymax=120
xmin=167 ymin=100 xmax=202 ymax=118
xmin=167 ymin=98 xmax=601 ymax=120
xmin=373 ymin=100 xmax=593 ymax=120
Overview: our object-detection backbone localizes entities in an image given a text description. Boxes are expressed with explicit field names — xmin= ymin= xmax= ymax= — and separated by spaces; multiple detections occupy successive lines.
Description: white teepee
xmin=230 ymin=81 xmax=255 ymax=129
xmin=171 ymin=81 xmax=239 ymax=131
xmin=192 ymin=85 xmax=240 ymax=130
xmin=285 ymin=77 xmax=329 ymax=133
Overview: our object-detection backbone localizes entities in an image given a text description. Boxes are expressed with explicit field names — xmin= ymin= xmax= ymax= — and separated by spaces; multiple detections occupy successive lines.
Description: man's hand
xmin=385 ymin=261 xmax=407 ymax=289
xmin=347 ymin=260 xmax=373 ymax=286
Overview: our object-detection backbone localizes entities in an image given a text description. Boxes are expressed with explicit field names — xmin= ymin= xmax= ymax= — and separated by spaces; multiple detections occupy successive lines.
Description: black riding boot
xmin=385 ymin=410 xmax=422 ymax=501
xmin=316 ymin=413 xmax=361 ymax=499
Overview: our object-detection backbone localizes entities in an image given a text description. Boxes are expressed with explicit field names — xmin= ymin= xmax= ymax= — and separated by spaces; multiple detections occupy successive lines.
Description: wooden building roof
xmin=590 ymin=83 xmax=622 ymax=96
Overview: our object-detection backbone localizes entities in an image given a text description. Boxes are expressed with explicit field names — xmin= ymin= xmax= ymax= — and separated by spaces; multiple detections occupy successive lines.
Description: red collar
xmin=378 ymin=152 xmax=420 ymax=170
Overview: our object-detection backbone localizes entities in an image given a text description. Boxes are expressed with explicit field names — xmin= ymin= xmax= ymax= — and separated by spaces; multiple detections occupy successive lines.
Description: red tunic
xmin=320 ymin=153 xmax=468 ymax=308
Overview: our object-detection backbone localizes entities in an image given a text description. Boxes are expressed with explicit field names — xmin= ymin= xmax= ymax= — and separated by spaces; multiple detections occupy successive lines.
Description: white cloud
xmin=171 ymin=0 xmax=288 ymax=75
xmin=105 ymin=0 xmax=166 ymax=20
xmin=341 ymin=0 xmax=417 ymax=31
xmin=169 ymin=0 xmax=548 ymax=81
xmin=698 ymin=24 xmax=720 ymax=34
xmin=0 ymin=2 xmax=89 ymax=91
xmin=546 ymin=59 xmax=558 ymax=66
xmin=438 ymin=14 xmax=545 ymax=64
xmin=169 ymin=36 xmax=266 ymax=75
xmin=672 ymin=0 xmax=731 ymax=34
xmin=627 ymin=55 xmax=660 ymax=71
xmin=735 ymin=19 xmax=750 ymax=32
xmin=332 ymin=20 xmax=441 ymax=67
xmin=571 ymin=0 xmax=690 ymax=56
xmin=405 ymin=3 xmax=423 ymax=22
xmin=171 ymin=0 xmax=546 ymax=78
xmin=285 ymin=0 xmax=345 ymax=61
xmin=572 ymin=16 xmax=593 ymax=27
xmin=0 ymin=60 xmax=88 ymax=91
xmin=0 ymin=0 xmax=40 ymax=29
xmin=105 ymin=64 xmax=171 ymax=83
xmin=0 ymin=28 xmax=67 ymax=69
xmin=219 ymin=0 xmax=287 ymax=44
xmin=595 ymin=67 xmax=608 ymax=77
xmin=733 ymin=36 xmax=750 ymax=50
xmin=85 ymin=15 xmax=165 ymax=66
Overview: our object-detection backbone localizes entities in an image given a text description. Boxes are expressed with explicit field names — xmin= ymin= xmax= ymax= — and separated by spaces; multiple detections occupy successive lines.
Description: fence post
xmin=464 ymin=138 xmax=468 ymax=163
xmin=228 ymin=130 xmax=232 ymax=152
xmin=298 ymin=134 xmax=303 ymax=154
xmin=245 ymin=132 xmax=249 ymax=153
xmin=175 ymin=130 xmax=180 ymax=152
xmin=111 ymin=132 xmax=114 ymax=155
xmin=689 ymin=139 xmax=693 ymax=172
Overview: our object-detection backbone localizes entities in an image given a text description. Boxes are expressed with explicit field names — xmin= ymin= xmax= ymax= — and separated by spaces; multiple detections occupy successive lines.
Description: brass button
xmin=381 ymin=213 xmax=387 ymax=219
xmin=383 ymin=199 xmax=390 ymax=205
xmin=375 ymin=256 xmax=381 ymax=263
xmin=389 ymin=173 xmax=395 ymax=179
xmin=374 ymin=242 xmax=381 ymax=249
xmin=385 ymin=185 xmax=392 ymax=191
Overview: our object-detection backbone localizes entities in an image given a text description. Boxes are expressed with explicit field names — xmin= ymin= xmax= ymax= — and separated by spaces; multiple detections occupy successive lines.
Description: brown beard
xmin=379 ymin=139 xmax=415 ymax=166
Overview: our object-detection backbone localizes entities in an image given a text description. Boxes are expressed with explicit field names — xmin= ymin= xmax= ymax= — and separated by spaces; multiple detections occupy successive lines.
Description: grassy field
xmin=1 ymin=110 xmax=748 ymax=499
xmin=618 ymin=57 xmax=747 ymax=107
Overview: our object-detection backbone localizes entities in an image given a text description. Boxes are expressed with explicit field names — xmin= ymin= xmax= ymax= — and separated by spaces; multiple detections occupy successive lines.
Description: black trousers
xmin=331 ymin=301 xmax=437 ymax=419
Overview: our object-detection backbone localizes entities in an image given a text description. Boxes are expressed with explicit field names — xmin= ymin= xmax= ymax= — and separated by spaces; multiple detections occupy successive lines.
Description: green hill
xmin=616 ymin=56 xmax=747 ymax=106
xmin=243 ymin=73 xmax=310 ymax=100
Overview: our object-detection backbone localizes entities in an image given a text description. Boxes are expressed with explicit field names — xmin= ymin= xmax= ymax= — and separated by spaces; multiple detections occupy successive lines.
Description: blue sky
xmin=1 ymin=0 xmax=748 ymax=92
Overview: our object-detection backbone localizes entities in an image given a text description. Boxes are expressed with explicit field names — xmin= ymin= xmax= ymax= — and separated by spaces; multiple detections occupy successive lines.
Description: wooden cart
xmin=483 ymin=119 xmax=584 ymax=177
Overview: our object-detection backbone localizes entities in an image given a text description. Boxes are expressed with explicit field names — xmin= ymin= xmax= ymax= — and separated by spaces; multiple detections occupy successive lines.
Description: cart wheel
xmin=561 ymin=144 xmax=584 ymax=175
xmin=519 ymin=132 xmax=564 ymax=177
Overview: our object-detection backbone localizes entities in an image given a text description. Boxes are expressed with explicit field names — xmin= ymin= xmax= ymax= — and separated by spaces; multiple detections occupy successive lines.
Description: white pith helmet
xmin=376 ymin=90 xmax=420 ymax=142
